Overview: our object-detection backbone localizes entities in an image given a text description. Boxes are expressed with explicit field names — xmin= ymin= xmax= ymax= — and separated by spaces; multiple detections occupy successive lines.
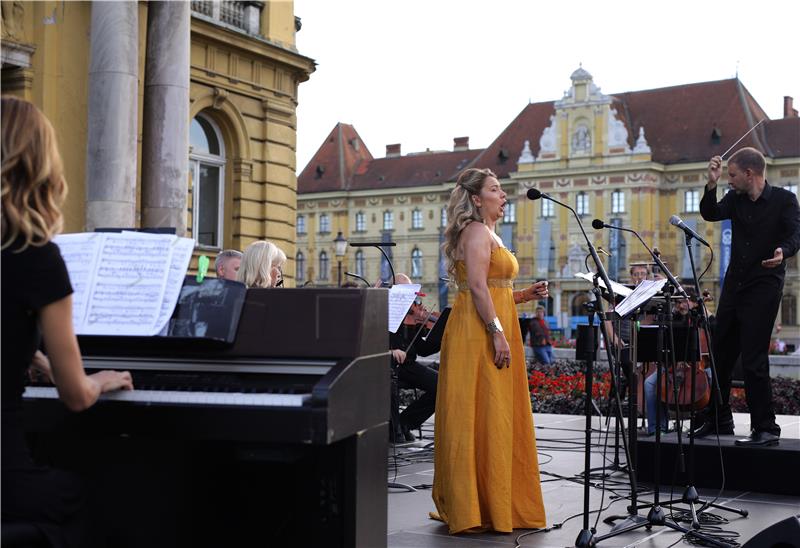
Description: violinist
xmin=389 ymin=273 xmax=439 ymax=443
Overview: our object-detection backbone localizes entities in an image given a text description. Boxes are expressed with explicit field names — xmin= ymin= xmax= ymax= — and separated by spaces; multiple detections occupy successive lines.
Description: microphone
xmin=526 ymin=188 xmax=550 ymax=201
xmin=593 ymin=217 xmax=689 ymax=299
xmin=349 ymin=242 xmax=397 ymax=247
xmin=669 ymin=215 xmax=710 ymax=247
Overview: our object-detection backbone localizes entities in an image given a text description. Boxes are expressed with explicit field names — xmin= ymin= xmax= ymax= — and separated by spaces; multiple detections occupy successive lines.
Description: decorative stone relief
xmin=633 ymin=127 xmax=651 ymax=154
xmin=518 ymin=140 xmax=535 ymax=164
xmin=607 ymin=108 xmax=631 ymax=152
xmin=571 ymin=124 xmax=591 ymax=154
xmin=538 ymin=115 xmax=558 ymax=155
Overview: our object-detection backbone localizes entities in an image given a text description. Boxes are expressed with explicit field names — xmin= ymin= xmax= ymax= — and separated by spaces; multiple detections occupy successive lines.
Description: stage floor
xmin=387 ymin=412 xmax=800 ymax=547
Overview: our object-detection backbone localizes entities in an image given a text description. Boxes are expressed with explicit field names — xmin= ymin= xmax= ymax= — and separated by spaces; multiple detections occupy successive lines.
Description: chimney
xmin=784 ymin=96 xmax=798 ymax=118
xmin=385 ymin=143 xmax=401 ymax=158
xmin=453 ymin=136 xmax=469 ymax=151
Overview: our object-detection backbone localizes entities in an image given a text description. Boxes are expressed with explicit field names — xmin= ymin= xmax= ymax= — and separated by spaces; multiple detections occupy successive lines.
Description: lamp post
xmin=334 ymin=231 xmax=347 ymax=287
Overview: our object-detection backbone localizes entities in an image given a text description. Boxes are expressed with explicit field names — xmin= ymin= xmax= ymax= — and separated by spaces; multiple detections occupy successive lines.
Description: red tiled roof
xmin=299 ymin=79 xmax=799 ymax=193
xmin=297 ymin=123 xmax=373 ymax=193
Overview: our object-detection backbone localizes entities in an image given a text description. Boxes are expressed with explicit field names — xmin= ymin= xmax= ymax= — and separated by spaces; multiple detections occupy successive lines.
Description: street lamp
xmin=334 ymin=231 xmax=347 ymax=286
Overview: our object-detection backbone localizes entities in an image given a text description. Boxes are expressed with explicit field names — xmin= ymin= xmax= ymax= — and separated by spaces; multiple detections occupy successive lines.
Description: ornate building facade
xmin=1 ymin=0 xmax=314 ymax=268
xmin=298 ymin=69 xmax=800 ymax=340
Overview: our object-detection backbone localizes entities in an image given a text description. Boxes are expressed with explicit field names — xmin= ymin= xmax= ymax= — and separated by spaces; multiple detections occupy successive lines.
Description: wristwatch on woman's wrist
xmin=486 ymin=317 xmax=503 ymax=334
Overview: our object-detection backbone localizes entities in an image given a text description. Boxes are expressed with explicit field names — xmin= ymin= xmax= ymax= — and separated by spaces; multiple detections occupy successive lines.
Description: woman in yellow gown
xmin=432 ymin=168 xmax=548 ymax=534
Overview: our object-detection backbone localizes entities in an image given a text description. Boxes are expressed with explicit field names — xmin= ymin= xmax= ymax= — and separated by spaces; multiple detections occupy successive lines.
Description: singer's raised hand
xmin=530 ymin=280 xmax=549 ymax=299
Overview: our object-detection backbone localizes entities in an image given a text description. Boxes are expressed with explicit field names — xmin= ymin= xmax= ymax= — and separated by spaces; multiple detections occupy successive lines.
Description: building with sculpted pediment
xmin=298 ymin=68 xmax=799 ymax=342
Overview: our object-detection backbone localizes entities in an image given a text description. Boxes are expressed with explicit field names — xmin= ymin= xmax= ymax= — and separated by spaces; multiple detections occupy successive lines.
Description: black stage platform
xmin=388 ymin=412 xmax=800 ymax=547
xmin=637 ymin=431 xmax=800 ymax=496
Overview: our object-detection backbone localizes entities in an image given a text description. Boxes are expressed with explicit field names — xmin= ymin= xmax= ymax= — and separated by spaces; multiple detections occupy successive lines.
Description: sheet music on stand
xmin=387 ymin=283 xmax=421 ymax=333
xmin=574 ymin=272 xmax=633 ymax=298
xmin=613 ymin=278 xmax=668 ymax=318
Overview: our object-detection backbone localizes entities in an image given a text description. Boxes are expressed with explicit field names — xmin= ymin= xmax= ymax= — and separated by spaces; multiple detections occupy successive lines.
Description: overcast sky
xmin=293 ymin=0 xmax=800 ymax=171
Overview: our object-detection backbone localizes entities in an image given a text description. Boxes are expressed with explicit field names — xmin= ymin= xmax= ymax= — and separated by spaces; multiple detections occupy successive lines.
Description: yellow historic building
xmin=298 ymin=69 xmax=800 ymax=342
xmin=1 ymin=0 xmax=314 ymax=275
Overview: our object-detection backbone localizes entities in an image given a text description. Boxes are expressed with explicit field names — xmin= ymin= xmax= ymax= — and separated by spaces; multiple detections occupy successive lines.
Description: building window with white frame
xmin=383 ymin=210 xmax=394 ymax=230
xmin=440 ymin=206 xmax=447 ymax=227
xmin=355 ymin=211 xmax=366 ymax=232
xmin=319 ymin=213 xmax=330 ymax=234
xmin=296 ymin=214 xmax=306 ymax=235
xmin=576 ymin=192 xmax=589 ymax=216
xmin=355 ymin=250 xmax=365 ymax=277
xmin=412 ymin=208 xmax=423 ymax=229
xmin=296 ymin=251 xmax=305 ymax=283
xmin=611 ymin=190 xmax=625 ymax=214
xmin=503 ymin=201 xmax=516 ymax=223
xmin=318 ymin=251 xmax=329 ymax=280
xmin=684 ymin=190 xmax=700 ymax=213
xmin=541 ymin=199 xmax=554 ymax=218
xmin=411 ymin=248 xmax=423 ymax=279
xmin=189 ymin=113 xmax=225 ymax=247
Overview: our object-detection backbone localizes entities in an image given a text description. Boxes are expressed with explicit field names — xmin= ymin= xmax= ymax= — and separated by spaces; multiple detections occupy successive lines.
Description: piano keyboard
xmin=23 ymin=386 xmax=311 ymax=407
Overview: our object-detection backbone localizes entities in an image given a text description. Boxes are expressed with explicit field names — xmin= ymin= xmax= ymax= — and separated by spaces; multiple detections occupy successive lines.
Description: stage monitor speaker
xmin=742 ymin=515 xmax=800 ymax=548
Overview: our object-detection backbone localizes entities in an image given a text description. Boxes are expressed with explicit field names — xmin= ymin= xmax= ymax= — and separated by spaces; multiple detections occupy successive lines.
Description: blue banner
xmin=680 ymin=218 xmax=702 ymax=279
xmin=438 ymin=229 xmax=448 ymax=310
xmin=719 ymin=218 xmax=732 ymax=289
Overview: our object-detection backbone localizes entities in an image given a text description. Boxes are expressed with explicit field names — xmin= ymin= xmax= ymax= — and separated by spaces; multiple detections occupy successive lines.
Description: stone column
xmin=85 ymin=2 xmax=138 ymax=230
xmin=141 ymin=1 xmax=190 ymax=234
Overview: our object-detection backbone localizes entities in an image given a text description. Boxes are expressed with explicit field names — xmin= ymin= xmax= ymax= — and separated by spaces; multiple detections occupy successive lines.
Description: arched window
xmin=411 ymin=248 xmax=423 ymax=278
xmin=782 ymin=294 xmax=797 ymax=325
xmin=296 ymin=251 xmax=305 ymax=283
xmin=189 ymin=114 xmax=225 ymax=247
xmin=355 ymin=250 xmax=365 ymax=277
xmin=318 ymin=251 xmax=329 ymax=281
xmin=296 ymin=215 xmax=306 ymax=235
xmin=355 ymin=211 xmax=366 ymax=232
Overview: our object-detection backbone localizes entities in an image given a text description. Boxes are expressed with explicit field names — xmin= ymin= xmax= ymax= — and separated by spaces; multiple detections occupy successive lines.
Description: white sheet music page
xmin=614 ymin=278 xmax=667 ymax=318
xmin=53 ymin=232 xmax=104 ymax=329
xmin=574 ymin=272 xmax=633 ymax=297
xmin=388 ymin=284 xmax=421 ymax=333
xmin=81 ymin=232 xmax=173 ymax=335
xmin=124 ymin=232 xmax=195 ymax=335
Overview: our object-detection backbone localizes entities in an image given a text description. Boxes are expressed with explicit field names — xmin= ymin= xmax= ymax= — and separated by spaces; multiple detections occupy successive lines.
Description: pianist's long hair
xmin=1 ymin=96 xmax=67 ymax=252
xmin=238 ymin=240 xmax=286 ymax=288
xmin=442 ymin=168 xmax=497 ymax=277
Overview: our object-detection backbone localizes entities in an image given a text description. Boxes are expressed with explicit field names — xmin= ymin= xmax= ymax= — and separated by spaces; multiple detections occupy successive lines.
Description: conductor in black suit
xmin=696 ymin=147 xmax=800 ymax=447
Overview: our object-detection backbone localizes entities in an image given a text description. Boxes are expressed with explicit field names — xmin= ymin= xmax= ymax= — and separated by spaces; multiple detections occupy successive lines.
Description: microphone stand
xmin=350 ymin=243 xmax=396 ymax=286
xmin=590 ymin=223 xmax=730 ymax=547
xmin=535 ymin=197 xmax=638 ymax=547
xmin=345 ymin=272 xmax=371 ymax=287
xmin=659 ymin=232 xmax=748 ymax=525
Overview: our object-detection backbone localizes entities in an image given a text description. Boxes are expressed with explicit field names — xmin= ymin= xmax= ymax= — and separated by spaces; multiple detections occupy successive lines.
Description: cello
xmin=658 ymin=292 xmax=712 ymax=412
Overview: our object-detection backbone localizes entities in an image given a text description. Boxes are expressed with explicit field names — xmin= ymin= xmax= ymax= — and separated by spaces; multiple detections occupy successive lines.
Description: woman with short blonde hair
xmin=238 ymin=240 xmax=286 ymax=288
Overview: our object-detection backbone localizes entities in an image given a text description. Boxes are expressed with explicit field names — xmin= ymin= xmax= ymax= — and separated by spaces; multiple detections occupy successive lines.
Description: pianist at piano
xmin=1 ymin=96 xmax=134 ymax=547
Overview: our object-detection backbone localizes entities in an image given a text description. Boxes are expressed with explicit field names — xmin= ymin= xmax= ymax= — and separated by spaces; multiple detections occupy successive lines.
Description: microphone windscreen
xmin=526 ymin=188 xmax=542 ymax=200
xmin=669 ymin=215 xmax=682 ymax=227
xmin=591 ymin=219 xmax=605 ymax=230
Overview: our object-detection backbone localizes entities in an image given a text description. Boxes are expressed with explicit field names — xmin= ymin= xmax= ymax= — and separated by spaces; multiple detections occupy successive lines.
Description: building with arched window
xmin=1 ymin=1 xmax=315 ymax=284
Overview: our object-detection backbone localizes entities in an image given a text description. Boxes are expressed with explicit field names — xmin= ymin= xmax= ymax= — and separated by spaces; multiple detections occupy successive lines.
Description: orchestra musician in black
xmin=389 ymin=274 xmax=439 ymax=443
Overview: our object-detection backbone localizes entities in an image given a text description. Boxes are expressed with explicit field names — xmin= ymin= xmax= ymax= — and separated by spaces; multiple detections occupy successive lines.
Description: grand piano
xmin=23 ymin=285 xmax=389 ymax=548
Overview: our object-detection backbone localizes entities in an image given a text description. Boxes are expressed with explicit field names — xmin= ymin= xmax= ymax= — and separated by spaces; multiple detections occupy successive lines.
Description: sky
xmin=293 ymin=0 xmax=800 ymax=171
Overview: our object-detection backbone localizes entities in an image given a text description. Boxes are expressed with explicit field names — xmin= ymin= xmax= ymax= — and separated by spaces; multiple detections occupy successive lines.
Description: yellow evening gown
xmin=432 ymin=247 xmax=547 ymax=534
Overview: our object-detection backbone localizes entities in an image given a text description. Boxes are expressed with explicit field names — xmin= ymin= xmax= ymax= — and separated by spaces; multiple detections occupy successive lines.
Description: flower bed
xmin=730 ymin=376 xmax=800 ymax=415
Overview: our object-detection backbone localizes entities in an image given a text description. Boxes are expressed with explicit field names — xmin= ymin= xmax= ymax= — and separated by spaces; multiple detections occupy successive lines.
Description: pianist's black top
xmin=2 ymin=238 xmax=72 ymax=467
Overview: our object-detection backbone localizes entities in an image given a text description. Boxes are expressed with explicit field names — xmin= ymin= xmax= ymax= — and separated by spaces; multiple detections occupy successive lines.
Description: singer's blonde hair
xmin=238 ymin=240 xmax=286 ymax=288
xmin=442 ymin=168 xmax=496 ymax=277
xmin=1 ymin=96 xmax=67 ymax=251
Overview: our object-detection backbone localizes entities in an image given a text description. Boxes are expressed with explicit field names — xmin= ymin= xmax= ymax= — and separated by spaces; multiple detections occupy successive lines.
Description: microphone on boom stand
xmin=527 ymin=188 xmax=641 ymax=547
